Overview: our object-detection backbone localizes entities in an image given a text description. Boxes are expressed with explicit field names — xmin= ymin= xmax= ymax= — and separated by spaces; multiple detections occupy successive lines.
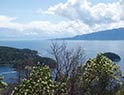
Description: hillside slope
xmin=60 ymin=28 xmax=124 ymax=40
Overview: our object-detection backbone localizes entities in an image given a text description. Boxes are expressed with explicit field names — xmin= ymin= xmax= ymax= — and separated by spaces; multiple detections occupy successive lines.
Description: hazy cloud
xmin=0 ymin=15 xmax=92 ymax=39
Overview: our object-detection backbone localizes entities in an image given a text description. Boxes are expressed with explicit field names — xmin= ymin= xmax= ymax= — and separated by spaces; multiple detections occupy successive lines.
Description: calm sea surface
xmin=0 ymin=40 xmax=124 ymax=82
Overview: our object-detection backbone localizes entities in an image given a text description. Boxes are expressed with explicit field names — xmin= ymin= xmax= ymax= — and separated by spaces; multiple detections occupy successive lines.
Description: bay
xmin=0 ymin=40 xmax=124 ymax=82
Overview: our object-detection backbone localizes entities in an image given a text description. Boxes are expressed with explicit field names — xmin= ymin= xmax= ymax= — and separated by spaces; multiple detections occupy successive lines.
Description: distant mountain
xmin=59 ymin=28 xmax=124 ymax=40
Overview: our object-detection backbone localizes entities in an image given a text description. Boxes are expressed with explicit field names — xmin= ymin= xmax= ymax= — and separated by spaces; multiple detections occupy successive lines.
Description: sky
xmin=0 ymin=0 xmax=124 ymax=40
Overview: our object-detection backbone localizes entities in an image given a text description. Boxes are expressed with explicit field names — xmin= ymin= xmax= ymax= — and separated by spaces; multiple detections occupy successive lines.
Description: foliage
xmin=0 ymin=46 xmax=57 ymax=83
xmin=11 ymin=66 xmax=66 ymax=95
xmin=75 ymin=53 xmax=124 ymax=95
xmin=49 ymin=41 xmax=85 ymax=95
xmin=1 ymin=44 xmax=124 ymax=95
xmin=0 ymin=46 xmax=37 ymax=65
xmin=0 ymin=46 xmax=56 ymax=69
xmin=0 ymin=76 xmax=8 ymax=95
xmin=115 ymin=87 xmax=124 ymax=95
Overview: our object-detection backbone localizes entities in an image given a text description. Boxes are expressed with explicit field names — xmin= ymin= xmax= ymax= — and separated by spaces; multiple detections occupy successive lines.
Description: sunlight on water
xmin=0 ymin=71 xmax=17 ymax=75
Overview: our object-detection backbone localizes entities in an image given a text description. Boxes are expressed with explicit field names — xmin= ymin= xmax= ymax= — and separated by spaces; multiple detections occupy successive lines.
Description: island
xmin=104 ymin=52 xmax=121 ymax=62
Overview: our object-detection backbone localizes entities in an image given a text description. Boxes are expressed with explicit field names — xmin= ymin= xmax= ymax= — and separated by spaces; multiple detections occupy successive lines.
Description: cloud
xmin=0 ymin=15 xmax=24 ymax=31
xmin=41 ymin=0 xmax=124 ymax=30
xmin=0 ymin=0 xmax=124 ymax=40
xmin=0 ymin=15 xmax=92 ymax=39
xmin=0 ymin=15 xmax=16 ymax=23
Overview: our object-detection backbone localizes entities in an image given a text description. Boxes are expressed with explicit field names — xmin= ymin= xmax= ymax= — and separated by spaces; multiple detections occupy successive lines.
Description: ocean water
xmin=0 ymin=40 xmax=124 ymax=82
xmin=0 ymin=66 xmax=17 ymax=83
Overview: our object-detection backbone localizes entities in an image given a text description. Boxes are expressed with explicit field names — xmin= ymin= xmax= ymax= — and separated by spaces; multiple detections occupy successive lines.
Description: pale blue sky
xmin=0 ymin=0 xmax=119 ymax=23
xmin=0 ymin=0 xmax=67 ymax=23
xmin=0 ymin=0 xmax=123 ymax=40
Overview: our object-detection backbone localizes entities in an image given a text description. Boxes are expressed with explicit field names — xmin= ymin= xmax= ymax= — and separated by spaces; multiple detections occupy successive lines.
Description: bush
xmin=75 ymin=53 xmax=124 ymax=95
xmin=11 ymin=66 xmax=66 ymax=95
